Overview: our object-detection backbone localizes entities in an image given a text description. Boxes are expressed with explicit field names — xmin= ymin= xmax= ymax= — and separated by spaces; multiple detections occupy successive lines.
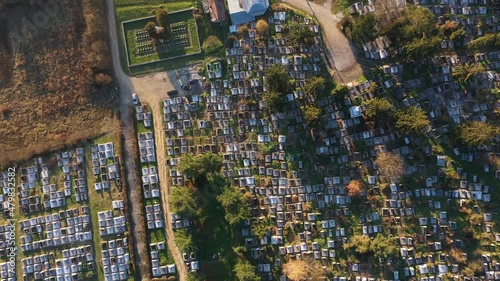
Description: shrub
xmin=256 ymin=19 xmax=270 ymax=35
xmin=202 ymin=35 xmax=223 ymax=54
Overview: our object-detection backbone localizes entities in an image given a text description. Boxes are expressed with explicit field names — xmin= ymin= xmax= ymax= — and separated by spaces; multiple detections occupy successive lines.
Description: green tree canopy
xmin=217 ymin=187 xmax=251 ymax=225
xmin=467 ymin=33 xmax=500 ymax=49
xmin=169 ymin=186 xmax=198 ymax=217
xmin=301 ymin=105 xmax=322 ymax=126
xmin=403 ymin=36 xmax=441 ymax=61
xmin=178 ymin=153 xmax=223 ymax=179
xmin=395 ymin=106 xmax=430 ymax=134
xmin=251 ymin=217 xmax=273 ymax=240
xmin=262 ymin=90 xmax=286 ymax=112
xmin=175 ymin=229 xmax=195 ymax=252
xmin=370 ymin=234 xmax=399 ymax=259
xmin=265 ymin=64 xmax=290 ymax=93
xmin=352 ymin=13 xmax=378 ymax=43
xmin=343 ymin=235 xmax=371 ymax=255
xmin=460 ymin=121 xmax=499 ymax=147
xmin=288 ymin=23 xmax=315 ymax=46
xmin=453 ymin=62 xmax=486 ymax=88
xmin=450 ymin=28 xmax=467 ymax=44
xmin=363 ymin=97 xmax=393 ymax=122
xmin=234 ymin=260 xmax=260 ymax=281
xmin=303 ymin=76 xmax=326 ymax=98
xmin=403 ymin=5 xmax=437 ymax=39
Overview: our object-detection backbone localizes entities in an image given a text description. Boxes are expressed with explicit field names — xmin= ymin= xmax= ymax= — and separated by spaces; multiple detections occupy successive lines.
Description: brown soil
xmin=0 ymin=0 xmax=118 ymax=166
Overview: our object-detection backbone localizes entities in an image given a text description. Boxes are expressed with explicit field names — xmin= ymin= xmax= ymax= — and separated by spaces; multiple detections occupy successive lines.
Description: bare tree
xmin=374 ymin=152 xmax=404 ymax=182
xmin=374 ymin=0 xmax=405 ymax=32
xmin=283 ymin=258 xmax=327 ymax=281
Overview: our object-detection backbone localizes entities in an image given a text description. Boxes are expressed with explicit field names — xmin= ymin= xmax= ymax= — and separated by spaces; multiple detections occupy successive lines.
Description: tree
xmin=169 ymin=186 xmax=198 ymax=217
xmin=403 ymin=6 xmax=437 ymax=39
xmin=234 ymin=260 xmax=260 ymax=281
xmin=453 ymin=62 xmax=486 ymax=88
xmin=352 ymin=13 xmax=378 ymax=43
xmin=202 ymin=35 xmax=223 ymax=54
xmin=363 ymin=97 xmax=393 ymax=122
xmin=251 ymin=217 xmax=273 ymax=240
xmin=467 ymin=33 xmax=500 ymax=49
xmin=346 ymin=180 xmax=365 ymax=197
xmin=303 ymin=76 xmax=325 ymax=98
xmin=178 ymin=153 xmax=223 ymax=179
xmin=331 ymin=86 xmax=349 ymax=98
xmin=459 ymin=121 xmax=499 ymax=147
xmin=395 ymin=106 xmax=430 ymax=134
xmin=370 ymin=234 xmax=398 ymax=260
xmin=265 ymin=64 xmax=290 ymax=93
xmin=94 ymin=73 xmax=113 ymax=87
xmin=403 ymin=36 xmax=441 ymax=61
xmin=450 ymin=28 xmax=467 ymax=45
xmin=374 ymin=152 xmax=404 ymax=182
xmin=343 ymin=235 xmax=371 ymax=255
xmin=144 ymin=21 xmax=157 ymax=38
xmin=217 ymin=187 xmax=251 ymax=225
xmin=262 ymin=91 xmax=285 ymax=112
xmin=175 ymin=229 xmax=194 ymax=252
xmin=301 ymin=105 xmax=322 ymax=126
xmin=156 ymin=8 xmax=170 ymax=34
xmin=282 ymin=258 xmax=325 ymax=281
xmin=288 ymin=23 xmax=315 ymax=46
xmin=256 ymin=19 xmax=269 ymax=36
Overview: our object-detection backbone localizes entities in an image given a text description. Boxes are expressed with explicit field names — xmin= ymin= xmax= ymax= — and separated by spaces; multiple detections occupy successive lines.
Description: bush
xmin=94 ymin=73 xmax=113 ymax=87
xmin=256 ymin=19 xmax=270 ymax=35
xmin=202 ymin=35 xmax=223 ymax=54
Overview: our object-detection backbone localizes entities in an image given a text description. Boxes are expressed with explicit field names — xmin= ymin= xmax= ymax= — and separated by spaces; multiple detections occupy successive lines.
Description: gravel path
xmin=129 ymin=71 xmax=192 ymax=281
xmin=283 ymin=0 xmax=364 ymax=83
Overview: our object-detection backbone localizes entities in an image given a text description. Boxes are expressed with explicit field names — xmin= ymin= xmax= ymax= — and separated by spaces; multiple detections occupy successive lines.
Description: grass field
xmin=123 ymin=9 xmax=201 ymax=66
xmin=0 ymin=0 xmax=118 ymax=167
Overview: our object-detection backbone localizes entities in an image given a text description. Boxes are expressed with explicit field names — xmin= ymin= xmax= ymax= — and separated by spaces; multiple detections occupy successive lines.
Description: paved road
xmin=104 ymin=1 xmax=188 ymax=280
xmin=283 ymin=0 xmax=363 ymax=83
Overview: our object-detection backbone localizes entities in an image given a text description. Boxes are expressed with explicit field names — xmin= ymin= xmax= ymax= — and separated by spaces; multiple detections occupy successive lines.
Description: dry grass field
xmin=0 ymin=0 xmax=119 ymax=166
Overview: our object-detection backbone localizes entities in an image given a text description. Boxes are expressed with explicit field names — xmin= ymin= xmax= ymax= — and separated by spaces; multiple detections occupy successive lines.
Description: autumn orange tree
xmin=347 ymin=180 xmax=365 ymax=197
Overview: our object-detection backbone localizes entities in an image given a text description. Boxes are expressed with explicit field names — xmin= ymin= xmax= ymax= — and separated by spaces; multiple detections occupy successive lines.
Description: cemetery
xmin=0 ymin=136 xmax=133 ymax=280
xmin=134 ymin=104 xmax=177 ymax=278
xmin=122 ymin=9 xmax=201 ymax=66
xmin=159 ymin=2 xmax=500 ymax=280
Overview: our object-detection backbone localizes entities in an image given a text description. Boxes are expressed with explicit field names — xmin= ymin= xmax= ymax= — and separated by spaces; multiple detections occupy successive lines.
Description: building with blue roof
xmin=228 ymin=0 xmax=270 ymax=25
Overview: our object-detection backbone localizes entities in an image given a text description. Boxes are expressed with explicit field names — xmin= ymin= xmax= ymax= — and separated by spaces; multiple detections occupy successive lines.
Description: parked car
xmin=181 ymin=84 xmax=192 ymax=91
xmin=167 ymin=90 xmax=178 ymax=97
xmin=132 ymin=93 xmax=139 ymax=105
xmin=188 ymin=79 xmax=199 ymax=85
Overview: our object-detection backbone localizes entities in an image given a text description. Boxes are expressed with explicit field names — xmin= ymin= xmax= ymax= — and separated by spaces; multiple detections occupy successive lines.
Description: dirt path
xmin=104 ymin=1 xmax=151 ymax=280
xmin=130 ymin=71 xmax=191 ymax=281
xmin=104 ymin=1 xmax=190 ymax=280
xmin=283 ymin=0 xmax=364 ymax=83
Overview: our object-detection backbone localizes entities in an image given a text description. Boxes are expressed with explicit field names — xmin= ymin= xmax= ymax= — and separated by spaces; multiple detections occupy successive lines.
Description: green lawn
xmin=121 ymin=8 xmax=201 ymax=66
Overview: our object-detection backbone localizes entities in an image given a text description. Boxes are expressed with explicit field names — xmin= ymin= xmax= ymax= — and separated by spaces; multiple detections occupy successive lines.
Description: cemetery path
xmin=105 ymin=1 xmax=190 ymax=280
xmin=283 ymin=0 xmax=364 ymax=83
xmin=104 ymin=0 xmax=151 ymax=280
